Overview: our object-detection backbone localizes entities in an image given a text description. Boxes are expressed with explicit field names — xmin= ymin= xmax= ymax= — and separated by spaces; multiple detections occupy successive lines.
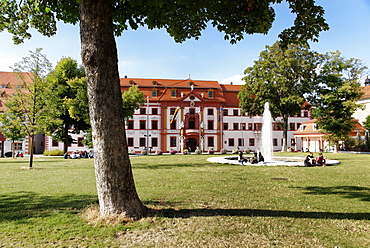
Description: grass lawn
xmin=0 ymin=152 xmax=369 ymax=247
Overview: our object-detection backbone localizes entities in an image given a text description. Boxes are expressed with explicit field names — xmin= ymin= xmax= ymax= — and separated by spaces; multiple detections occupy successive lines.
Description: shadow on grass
xmin=296 ymin=185 xmax=370 ymax=202
xmin=0 ymin=191 xmax=97 ymax=222
xmin=148 ymin=207 xmax=370 ymax=220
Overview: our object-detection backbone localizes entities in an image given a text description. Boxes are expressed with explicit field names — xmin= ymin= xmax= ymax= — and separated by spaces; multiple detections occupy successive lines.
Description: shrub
xmin=232 ymin=149 xmax=238 ymax=154
xmin=183 ymin=149 xmax=188 ymax=155
xmin=208 ymin=148 xmax=214 ymax=154
xmin=141 ymin=150 xmax=147 ymax=155
xmin=170 ymin=149 xmax=177 ymax=155
xmin=43 ymin=150 xmax=64 ymax=156
xmin=195 ymin=149 xmax=202 ymax=155
xmin=156 ymin=150 xmax=163 ymax=155
xmin=221 ymin=148 xmax=227 ymax=154
xmin=244 ymin=148 xmax=251 ymax=154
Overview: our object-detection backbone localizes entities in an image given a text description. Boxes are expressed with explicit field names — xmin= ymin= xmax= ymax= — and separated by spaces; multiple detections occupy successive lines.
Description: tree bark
xmin=78 ymin=0 xmax=147 ymax=218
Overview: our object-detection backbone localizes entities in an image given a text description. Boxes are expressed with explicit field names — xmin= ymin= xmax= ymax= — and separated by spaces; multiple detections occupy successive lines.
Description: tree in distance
xmin=238 ymin=41 xmax=321 ymax=152
xmin=1 ymin=48 xmax=62 ymax=168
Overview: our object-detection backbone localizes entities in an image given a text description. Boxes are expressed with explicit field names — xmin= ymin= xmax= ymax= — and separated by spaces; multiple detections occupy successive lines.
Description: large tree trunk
xmin=78 ymin=0 xmax=147 ymax=218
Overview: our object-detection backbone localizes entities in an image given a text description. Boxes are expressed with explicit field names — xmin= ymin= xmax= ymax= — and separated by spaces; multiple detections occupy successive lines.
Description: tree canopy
xmin=238 ymin=41 xmax=321 ymax=151
xmin=44 ymin=57 xmax=90 ymax=153
xmin=311 ymin=51 xmax=366 ymax=151
xmin=1 ymin=0 xmax=329 ymax=46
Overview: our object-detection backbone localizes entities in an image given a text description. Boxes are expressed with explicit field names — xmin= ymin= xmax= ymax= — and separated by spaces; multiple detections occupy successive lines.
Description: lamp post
xmin=146 ymin=96 xmax=150 ymax=155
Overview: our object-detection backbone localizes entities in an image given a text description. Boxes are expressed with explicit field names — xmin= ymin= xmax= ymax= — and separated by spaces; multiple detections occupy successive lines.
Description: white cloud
xmin=219 ymin=74 xmax=245 ymax=85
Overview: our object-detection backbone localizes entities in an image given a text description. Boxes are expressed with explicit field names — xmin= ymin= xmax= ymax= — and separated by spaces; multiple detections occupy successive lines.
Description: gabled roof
xmin=360 ymin=85 xmax=370 ymax=100
xmin=120 ymin=78 xmax=226 ymax=102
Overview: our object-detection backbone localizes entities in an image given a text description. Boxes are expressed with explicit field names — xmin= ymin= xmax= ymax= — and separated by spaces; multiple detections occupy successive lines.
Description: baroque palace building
xmin=0 ymin=71 xmax=313 ymax=155
xmin=119 ymin=77 xmax=311 ymax=154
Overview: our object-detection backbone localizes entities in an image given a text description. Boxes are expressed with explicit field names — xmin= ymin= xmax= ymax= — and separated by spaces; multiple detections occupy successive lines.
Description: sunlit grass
xmin=0 ymin=152 xmax=369 ymax=247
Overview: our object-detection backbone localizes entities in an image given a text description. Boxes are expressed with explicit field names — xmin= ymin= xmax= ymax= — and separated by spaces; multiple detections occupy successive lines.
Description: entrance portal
xmin=186 ymin=138 xmax=197 ymax=152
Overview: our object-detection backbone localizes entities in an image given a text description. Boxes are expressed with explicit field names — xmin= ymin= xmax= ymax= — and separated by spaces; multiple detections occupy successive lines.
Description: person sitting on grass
xmin=316 ymin=152 xmax=326 ymax=166
xmin=238 ymin=150 xmax=244 ymax=165
xmin=304 ymin=152 xmax=316 ymax=167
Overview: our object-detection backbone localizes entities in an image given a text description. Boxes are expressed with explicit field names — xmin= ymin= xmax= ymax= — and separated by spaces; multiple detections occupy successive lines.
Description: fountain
xmin=261 ymin=102 xmax=273 ymax=162
xmin=207 ymin=102 xmax=340 ymax=166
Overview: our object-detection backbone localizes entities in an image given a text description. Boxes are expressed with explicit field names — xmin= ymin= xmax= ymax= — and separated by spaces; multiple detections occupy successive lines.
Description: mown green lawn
xmin=0 ymin=152 xmax=369 ymax=247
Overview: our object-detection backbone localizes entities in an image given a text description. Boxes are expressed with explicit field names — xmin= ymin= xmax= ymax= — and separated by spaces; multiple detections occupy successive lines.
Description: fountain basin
xmin=207 ymin=156 xmax=340 ymax=167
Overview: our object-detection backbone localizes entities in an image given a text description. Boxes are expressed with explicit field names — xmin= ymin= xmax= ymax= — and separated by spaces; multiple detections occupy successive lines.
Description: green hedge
xmin=43 ymin=150 xmax=64 ymax=156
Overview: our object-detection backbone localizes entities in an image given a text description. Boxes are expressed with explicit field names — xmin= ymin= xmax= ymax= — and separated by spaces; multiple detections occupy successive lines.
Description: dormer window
xmin=1 ymin=84 xmax=7 ymax=89
xmin=129 ymin=80 xmax=135 ymax=85
xmin=152 ymin=81 xmax=158 ymax=85
xmin=171 ymin=89 xmax=176 ymax=97
xmin=152 ymin=89 xmax=157 ymax=97
xmin=16 ymin=85 xmax=22 ymax=89
xmin=207 ymin=90 xmax=214 ymax=98
xmin=189 ymin=95 xmax=195 ymax=100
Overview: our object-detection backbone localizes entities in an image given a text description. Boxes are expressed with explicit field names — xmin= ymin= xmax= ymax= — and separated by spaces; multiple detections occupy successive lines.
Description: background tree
xmin=122 ymin=85 xmax=145 ymax=121
xmin=0 ymin=101 xmax=27 ymax=158
xmin=45 ymin=58 xmax=90 ymax=154
xmin=1 ymin=0 xmax=329 ymax=218
xmin=310 ymin=51 xmax=367 ymax=152
xmin=238 ymin=42 xmax=321 ymax=151
xmin=3 ymin=48 xmax=61 ymax=167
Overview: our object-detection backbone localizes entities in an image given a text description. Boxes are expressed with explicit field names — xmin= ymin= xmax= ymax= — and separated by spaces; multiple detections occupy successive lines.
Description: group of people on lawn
xmin=238 ymin=150 xmax=264 ymax=166
xmin=304 ymin=152 xmax=326 ymax=167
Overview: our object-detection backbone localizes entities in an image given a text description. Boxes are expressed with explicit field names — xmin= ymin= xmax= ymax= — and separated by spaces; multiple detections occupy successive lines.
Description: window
xmin=241 ymin=123 xmax=246 ymax=130
xmin=152 ymin=89 xmax=157 ymax=97
xmin=139 ymin=120 xmax=146 ymax=129
xmin=189 ymin=95 xmax=195 ymax=100
xmin=249 ymin=138 xmax=255 ymax=146
xmin=223 ymin=123 xmax=228 ymax=130
xmin=290 ymin=123 xmax=295 ymax=131
xmin=229 ymin=138 xmax=235 ymax=146
xmin=233 ymin=123 xmax=239 ymax=130
xmin=273 ymin=138 xmax=278 ymax=146
xmin=151 ymin=120 xmax=158 ymax=130
xmin=303 ymin=111 xmax=309 ymax=117
xmin=233 ymin=109 xmax=238 ymax=116
xmin=189 ymin=108 xmax=195 ymax=115
xmin=52 ymin=139 xmax=59 ymax=147
xmin=139 ymin=138 xmax=146 ymax=147
xmin=223 ymin=109 xmax=228 ymax=116
xmin=151 ymin=137 xmax=158 ymax=147
xmin=296 ymin=111 xmax=301 ymax=117
xmin=14 ymin=142 xmax=22 ymax=150
xmin=248 ymin=123 xmax=253 ymax=130
xmin=170 ymin=108 xmax=176 ymax=115
xmin=127 ymin=137 xmax=134 ymax=147
xmin=238 ymin=138 xmax=244 ymax=147
xmin=170 ymin=137 xmax=176 ymax=147
xmin=171 ymin=120 xmax=177 ymax=129
xmin=207 ymin=109 xmax=214 ymax=115
xmin=1 ymin=84 xmax=7 ymax=89
xmin=152 ymin=108 xmax=158 ymax=115
xmin=140 ymin=108 xmax=146 ymax=115
xmin=208 ymin=136 xmax=214 ymax=147
xmin=127 ymin=120 xmax=134 ymax=129
xmin=208 ymin=90 xmax=214 ymax=98
xmin=291 ymin=139 xmax=295 ymax=146
xmin=297 ymin=123 xmax=301 ymax=129
xmin=188 ymin=120 xmax=195 ymax=129
xmin=78 ymin=137 xmax=84 ymax=147
xmin=254 ymin=123 xmax=262 ymax=130
xmin=208 ymin=120 xmax=214 ymax=130
xmin=171 ymin=89 xmax=176 ymax=97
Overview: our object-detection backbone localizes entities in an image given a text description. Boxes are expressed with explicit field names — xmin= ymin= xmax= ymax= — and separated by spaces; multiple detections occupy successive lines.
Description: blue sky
xmin=0 ymin=0 xmax=369 ymax=85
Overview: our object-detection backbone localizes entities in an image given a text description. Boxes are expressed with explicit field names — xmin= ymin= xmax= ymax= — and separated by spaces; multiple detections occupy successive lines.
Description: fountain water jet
xmin=261 ymin=102 xmax=273 ymax=162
